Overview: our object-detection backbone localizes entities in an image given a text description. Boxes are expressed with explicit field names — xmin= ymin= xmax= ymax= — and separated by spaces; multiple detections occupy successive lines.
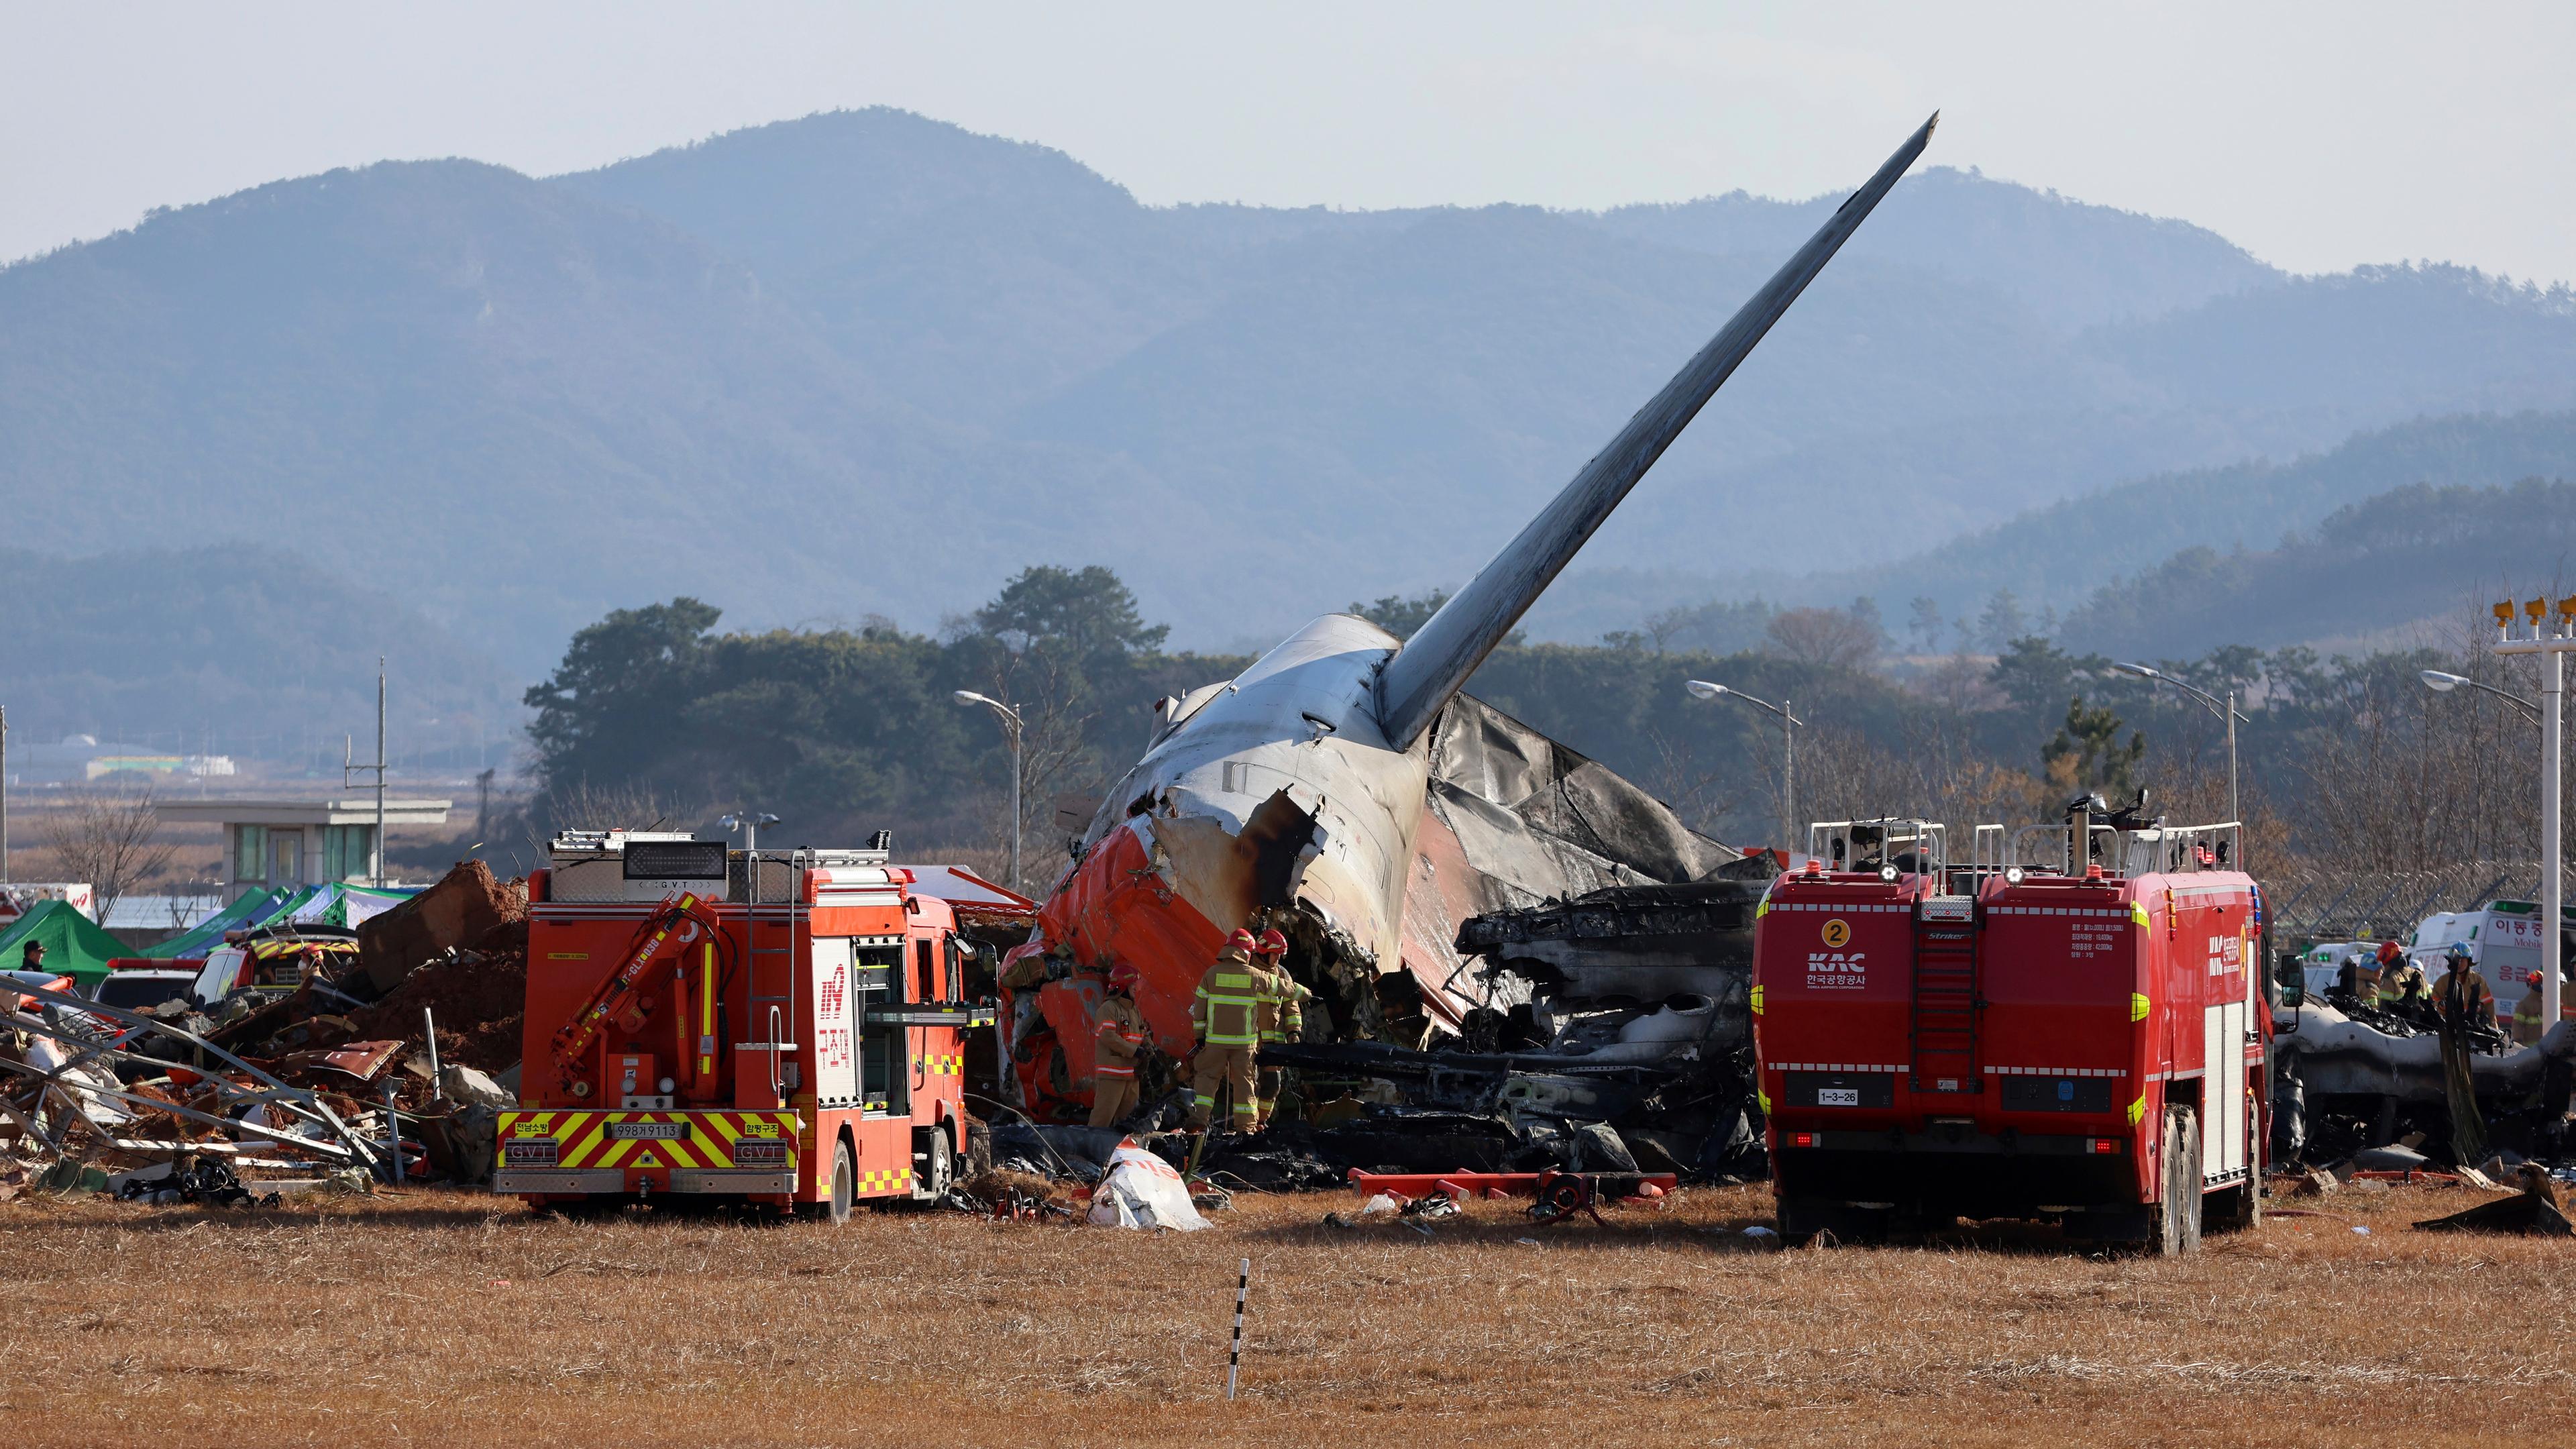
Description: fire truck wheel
xmin=911 ymin=1125 xmax=955 ymax=1203
xmin=827 ymin=1139 xmax=856 ymax=1226
xmin=2149 ymin=1106 xmax=2203 ymax=1257
xmin=1774 ymin=1195 xmax=1820 ymax=1247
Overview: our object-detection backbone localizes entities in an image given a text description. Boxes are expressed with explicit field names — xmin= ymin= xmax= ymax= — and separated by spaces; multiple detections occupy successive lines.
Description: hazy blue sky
xmin=6 ymin=2 xmax=2569 ymax=282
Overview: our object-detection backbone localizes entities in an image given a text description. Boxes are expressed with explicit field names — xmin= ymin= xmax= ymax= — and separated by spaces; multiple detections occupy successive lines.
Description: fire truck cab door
xmin=857 ymin=944 xmax=909 ymax=1115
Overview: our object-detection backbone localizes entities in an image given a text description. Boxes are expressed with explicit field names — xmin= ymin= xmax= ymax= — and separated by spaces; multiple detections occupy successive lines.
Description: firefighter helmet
xmin=1108 ymin=961 xmax=1140 ymax=991
xmin=1255 ymin=928 xmax=1288 ymax=957
xmin=1228 ymin=928 xmax=1258 ymax=952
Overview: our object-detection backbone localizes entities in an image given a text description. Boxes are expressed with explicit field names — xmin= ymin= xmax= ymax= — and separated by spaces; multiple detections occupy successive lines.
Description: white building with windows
xmin=157 ymin=798 xmax=452 ymax=893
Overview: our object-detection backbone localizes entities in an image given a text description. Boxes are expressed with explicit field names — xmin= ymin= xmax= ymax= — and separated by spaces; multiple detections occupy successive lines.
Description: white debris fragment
xmin=1087 ymin=1142 xmax=1207 ymax=1232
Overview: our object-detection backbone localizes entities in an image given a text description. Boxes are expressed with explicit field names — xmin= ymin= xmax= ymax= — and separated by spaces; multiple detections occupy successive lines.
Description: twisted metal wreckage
xmin=3 ymin=979 xmax=392 ymax=1182
xmin=2271 ymin=1003 xmax=2576 ymax=1167
xmin=994 ymin=115 xmax=1943 ymax=1181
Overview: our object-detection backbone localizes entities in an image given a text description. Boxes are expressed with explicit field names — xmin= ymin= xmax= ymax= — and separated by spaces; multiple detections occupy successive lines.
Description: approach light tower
xmin=2492 ymin=595 xmax=2576 ymax=1034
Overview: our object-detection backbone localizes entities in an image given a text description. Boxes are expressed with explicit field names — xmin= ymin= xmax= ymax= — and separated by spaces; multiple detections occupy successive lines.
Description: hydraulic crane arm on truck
xmin=547 ymin=891 xmax=727 ymax=1093
xmin=494 ymin=831 xmax=1020 ymax=1222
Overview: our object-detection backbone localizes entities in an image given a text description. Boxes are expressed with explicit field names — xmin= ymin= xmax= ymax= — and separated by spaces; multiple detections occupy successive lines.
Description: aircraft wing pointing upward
xmin=1373 ymin=112 xmax=1939 ymax=752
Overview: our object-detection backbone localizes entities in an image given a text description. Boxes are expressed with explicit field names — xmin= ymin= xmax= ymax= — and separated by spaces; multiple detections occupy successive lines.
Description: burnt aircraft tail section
xmin=1373 ymin=113 xmax=1939 ymax=752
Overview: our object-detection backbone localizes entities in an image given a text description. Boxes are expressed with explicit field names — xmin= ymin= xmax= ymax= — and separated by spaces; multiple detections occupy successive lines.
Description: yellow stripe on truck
xmin=496 ymin=1110 xmax=802 ymax=1173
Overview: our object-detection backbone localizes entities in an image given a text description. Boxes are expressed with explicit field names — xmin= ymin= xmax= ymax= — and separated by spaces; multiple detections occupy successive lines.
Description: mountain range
xmin=5 ymin=106 xmax=2575 ymax=748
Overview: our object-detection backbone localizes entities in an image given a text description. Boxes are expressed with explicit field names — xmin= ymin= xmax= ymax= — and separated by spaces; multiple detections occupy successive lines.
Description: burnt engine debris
xmin=1253 ymin=858 xmax=1778 ymax=1182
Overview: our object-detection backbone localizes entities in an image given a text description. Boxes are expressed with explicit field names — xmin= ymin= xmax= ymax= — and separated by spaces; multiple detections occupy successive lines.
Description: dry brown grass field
xmin=3 ymin=1181 xmax=2569 ymax=1448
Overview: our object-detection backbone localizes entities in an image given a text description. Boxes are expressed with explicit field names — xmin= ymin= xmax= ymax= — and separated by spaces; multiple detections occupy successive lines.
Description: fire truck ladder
xmin=1909 ymin=902 xmax=1982 ymax=1094
xmin=738 ymin=849 xmax=804 ymax=1099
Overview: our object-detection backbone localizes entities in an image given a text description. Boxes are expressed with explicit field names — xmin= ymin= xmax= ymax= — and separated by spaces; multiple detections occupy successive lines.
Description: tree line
xmin=517 ymin=567 xmax=2575 ymax=887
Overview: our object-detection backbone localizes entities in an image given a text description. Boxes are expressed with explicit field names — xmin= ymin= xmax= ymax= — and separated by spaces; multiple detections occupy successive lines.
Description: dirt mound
xmin=347 ymin=917 xmax=528 ymax=1074
xmin=358 ymin=859 xmax=527 ymax=997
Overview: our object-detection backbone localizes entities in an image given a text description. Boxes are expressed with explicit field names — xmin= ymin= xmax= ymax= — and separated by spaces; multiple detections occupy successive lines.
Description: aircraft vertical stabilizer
xmin=1373 ymin=113 xmax=1938 ymax=752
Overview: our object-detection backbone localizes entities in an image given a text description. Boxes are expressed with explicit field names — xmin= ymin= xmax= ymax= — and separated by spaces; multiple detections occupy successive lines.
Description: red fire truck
xmin=494 ymin=832 xmax=1005 ymax=1221
xmin=1754 ymin=814 xmax=2267 ymax=1253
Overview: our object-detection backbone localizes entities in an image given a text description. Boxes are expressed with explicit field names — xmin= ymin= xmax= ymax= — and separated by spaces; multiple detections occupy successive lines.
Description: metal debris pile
xmin=0 ymin=860 xmax=529 ymax=1204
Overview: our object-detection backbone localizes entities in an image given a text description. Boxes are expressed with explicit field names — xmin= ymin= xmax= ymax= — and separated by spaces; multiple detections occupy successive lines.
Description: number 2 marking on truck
xmin=1821 ymin=918 xmax=1850 ymax=949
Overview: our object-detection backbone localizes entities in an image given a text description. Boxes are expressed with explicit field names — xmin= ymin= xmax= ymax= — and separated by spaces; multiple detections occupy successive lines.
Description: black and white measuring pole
xmin=1226 ymin=1256 xmax=1250 ymax=1401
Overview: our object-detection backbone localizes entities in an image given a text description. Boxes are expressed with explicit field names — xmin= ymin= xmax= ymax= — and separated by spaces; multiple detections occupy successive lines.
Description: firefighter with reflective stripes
xmin=1250 ymin=928 xmax=1308 ymax=1130
xmin=1187 ymin=930 xmax=1264 ymax=1132
xmin=2436 ymin=943 xmax=2496 ymax=1028
xmin=1089 ymin=962 xmax=1150 ymax=1130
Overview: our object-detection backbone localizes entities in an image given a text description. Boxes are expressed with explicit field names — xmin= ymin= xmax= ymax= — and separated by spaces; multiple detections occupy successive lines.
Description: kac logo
xmin=1806 ymin=951 xmax=1867 ymax=990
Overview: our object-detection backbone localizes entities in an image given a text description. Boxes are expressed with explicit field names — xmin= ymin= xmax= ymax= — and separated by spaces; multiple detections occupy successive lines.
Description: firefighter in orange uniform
xmin=2436 ymin=943 xmax=2496 ymax=1028
xmin=1089 ymin=963 xmax=1150 ymax=1130
xmin=1250 ymin=928 xmax=1308 ymax=1130
xmin=1187 ymin=930 xmax=1264 ymax=1132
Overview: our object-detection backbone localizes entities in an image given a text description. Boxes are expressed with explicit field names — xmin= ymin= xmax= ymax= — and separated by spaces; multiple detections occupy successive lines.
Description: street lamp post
xmin=1684 ymin=680 xmax=1802 ymax=850
xmin=2420 ymin=669 xmax=2543 ymax=724
xmin=2491 ymin=596 xmax=2576 ymax=1036
xmin=2112 ymin=662 xmax=2247 ymax=834
xmin=955 ymin=690 xmax=1025 ymax=892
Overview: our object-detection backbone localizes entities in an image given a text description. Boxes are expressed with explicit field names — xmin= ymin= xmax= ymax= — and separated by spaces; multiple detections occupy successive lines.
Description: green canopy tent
xmin=221 ymin=882 xmax=420 ymax=938
xmin=140 ymin=887 xmax=290 ymax=961
xmin=307 ymin=884 xmax=415 ymax=928
xmin=0 ymin=900 xmax=138 ymax=986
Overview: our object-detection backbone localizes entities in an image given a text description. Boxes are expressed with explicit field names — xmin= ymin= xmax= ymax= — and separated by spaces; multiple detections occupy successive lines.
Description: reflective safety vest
xmin=1193 ymin=950 xmax=1263 ymax=1046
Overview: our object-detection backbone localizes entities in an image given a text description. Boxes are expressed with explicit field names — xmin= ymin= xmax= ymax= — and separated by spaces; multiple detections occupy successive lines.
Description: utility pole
xmin=1 ymin=704 xmax=9 ymax=884
xmin=343 ymin=658 xmax=389 ymax=887
xmin=2494 ymin=596 xmax=2575 ymax=1034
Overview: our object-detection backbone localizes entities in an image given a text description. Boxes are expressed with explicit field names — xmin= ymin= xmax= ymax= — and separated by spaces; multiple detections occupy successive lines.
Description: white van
xmin=2296 ymin=940 xmax=2377 ymax=997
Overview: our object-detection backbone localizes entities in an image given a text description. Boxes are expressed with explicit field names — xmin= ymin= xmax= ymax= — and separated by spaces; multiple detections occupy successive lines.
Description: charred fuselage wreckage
xmin=2271 ymin=1000 xmax=2576 ymax=1169
xmin=998 ymin=115 xmax=1940 ymax=1178
xmin=1251 ymin=859 xmax=1780 ymax=1179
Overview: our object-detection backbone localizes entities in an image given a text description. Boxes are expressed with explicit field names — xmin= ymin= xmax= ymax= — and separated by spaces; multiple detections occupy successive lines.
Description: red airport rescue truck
xmin=494 ymin=831 xmax=1000 ymax=1220
xmin=1754 ymin=814 xmax=2268 ymax=1252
